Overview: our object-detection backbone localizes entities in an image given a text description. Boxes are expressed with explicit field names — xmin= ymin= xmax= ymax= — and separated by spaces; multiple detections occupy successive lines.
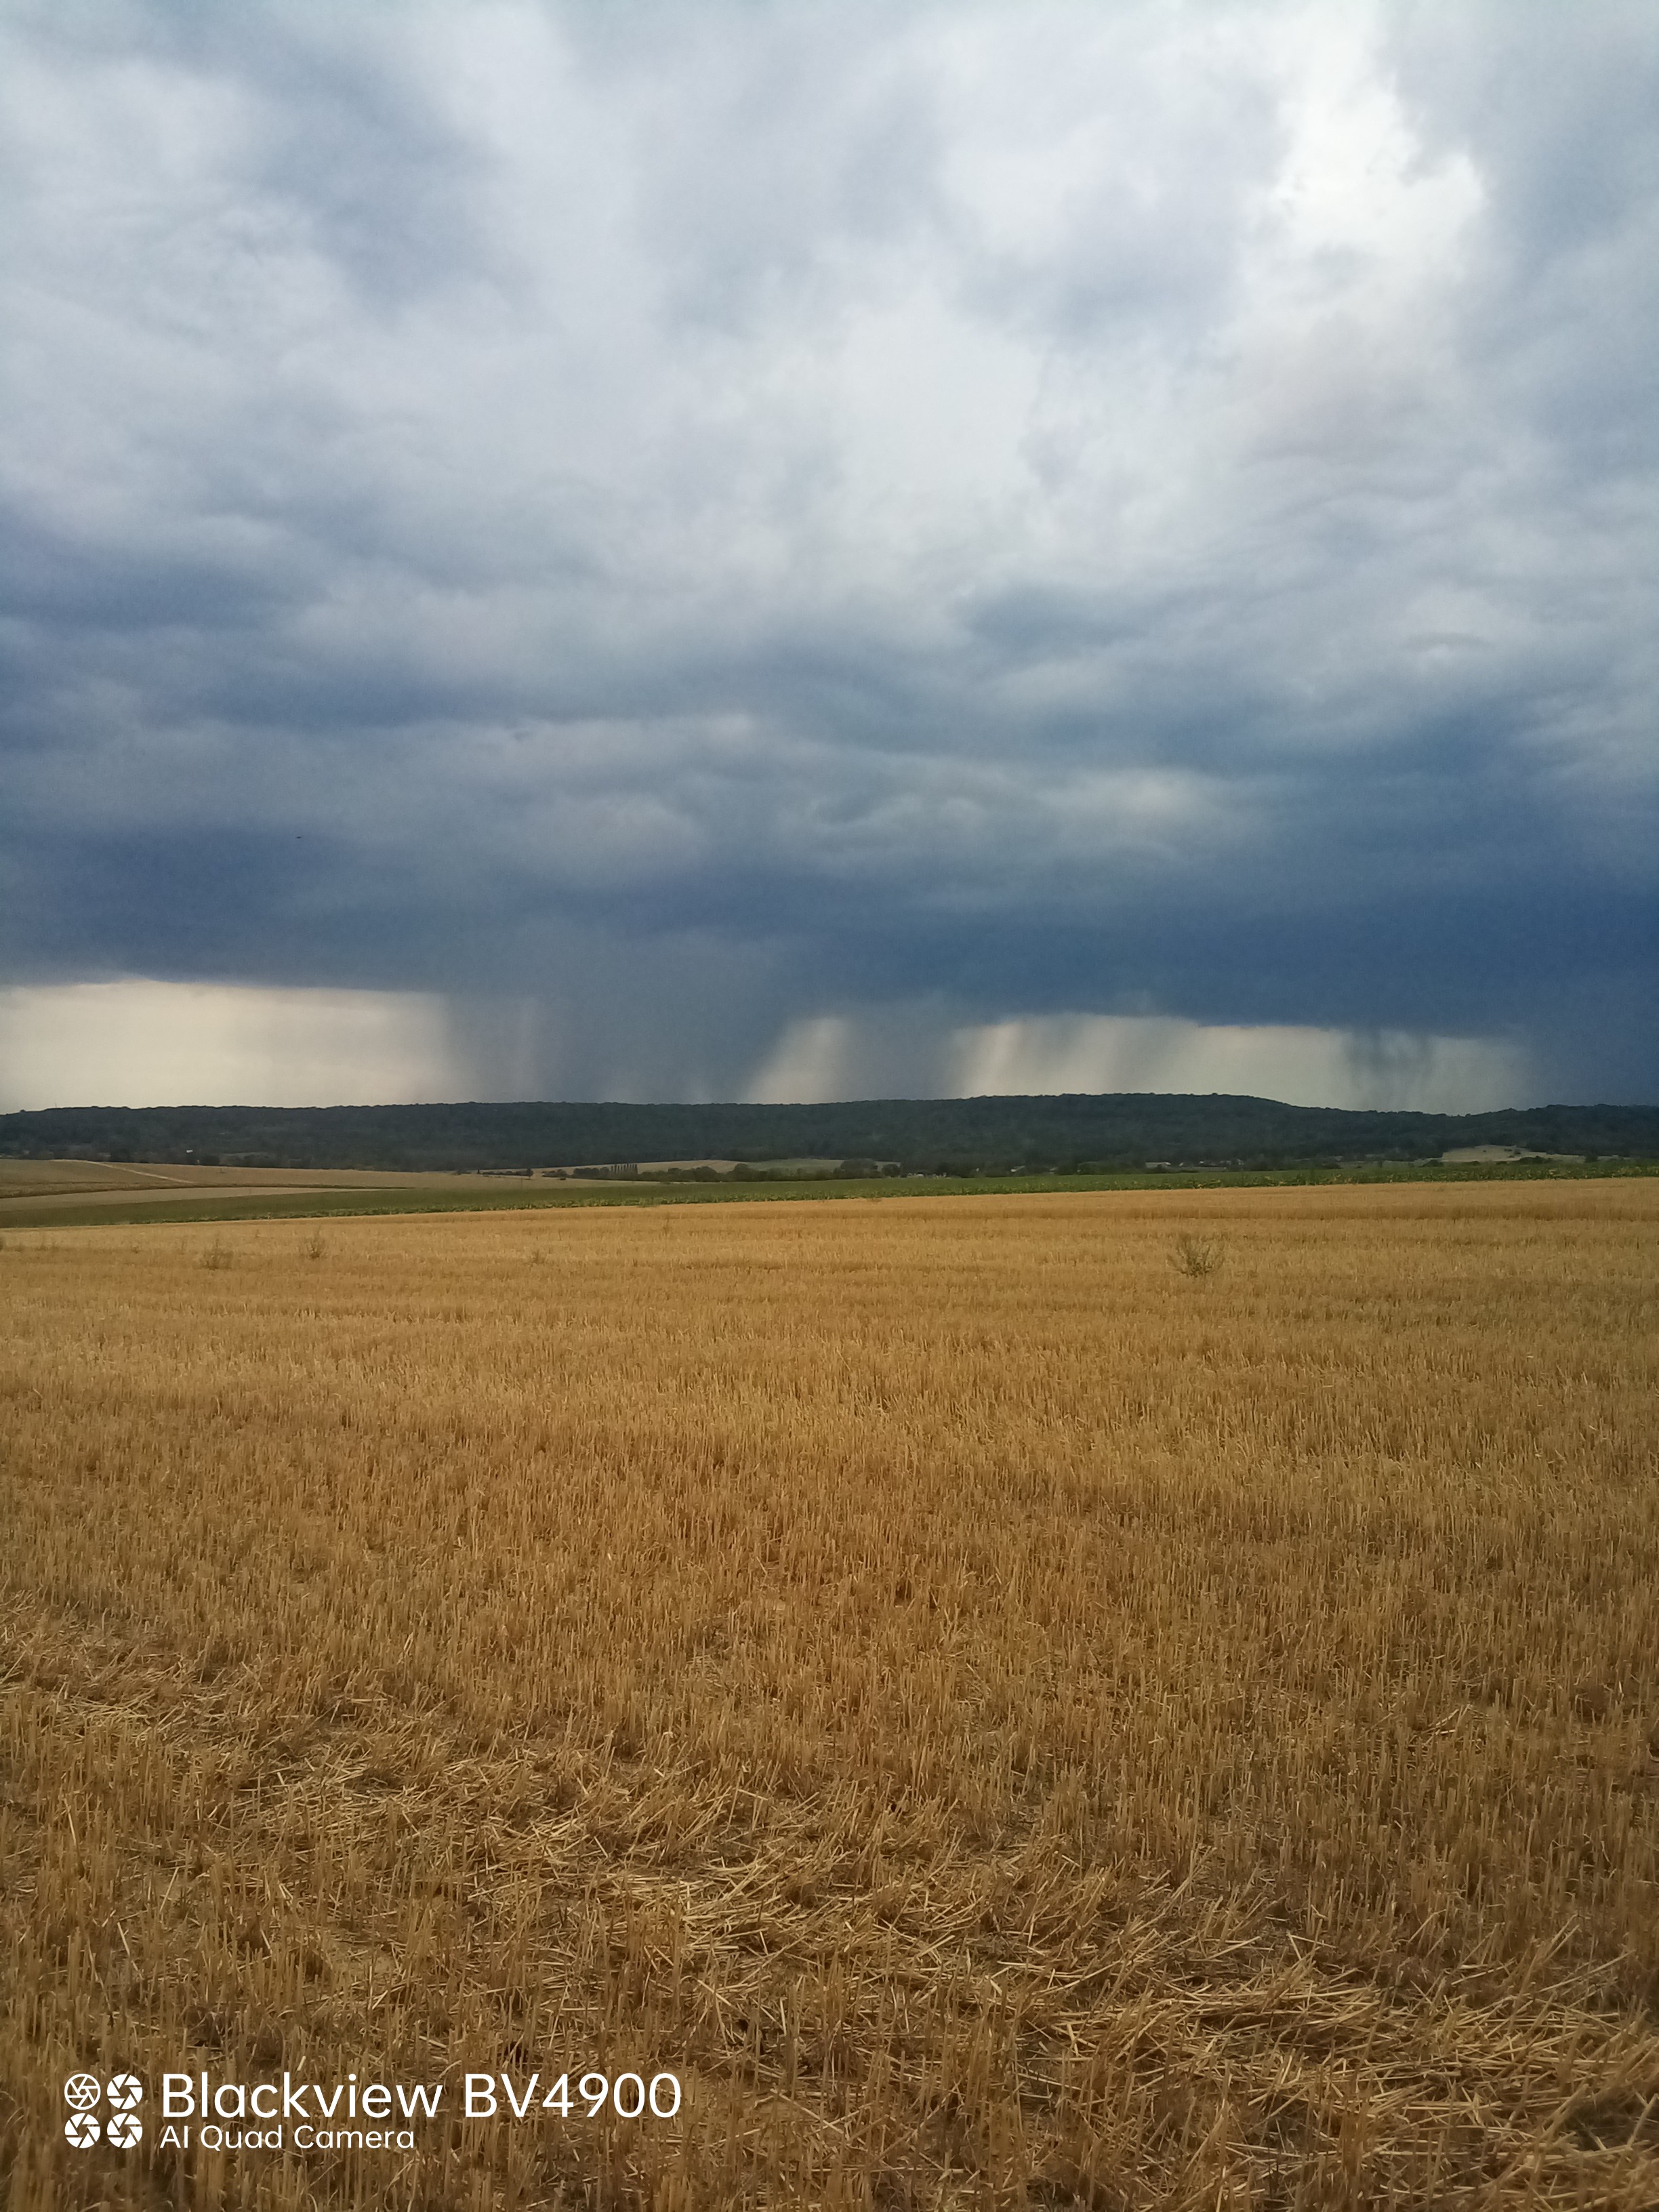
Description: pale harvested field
xmin=0 ymin=1160 xmax=499 ymax=1208
xmin=0 ymin=1162 xmax=665 ymax=1221
xmin=2 ymin=1183 xmax=1657 ymax=2209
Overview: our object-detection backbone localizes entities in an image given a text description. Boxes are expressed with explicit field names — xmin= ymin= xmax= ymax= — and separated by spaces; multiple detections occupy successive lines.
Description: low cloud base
xmin=1 ymin=980 xmax=1529 ymax=1118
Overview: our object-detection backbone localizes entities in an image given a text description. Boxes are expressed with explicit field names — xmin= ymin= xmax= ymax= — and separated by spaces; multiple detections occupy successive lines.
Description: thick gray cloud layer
xmin=2 ymin=0 xmax=1654 ymax=1102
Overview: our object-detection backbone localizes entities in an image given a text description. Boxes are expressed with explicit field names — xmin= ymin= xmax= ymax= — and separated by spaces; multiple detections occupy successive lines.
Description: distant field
xmin=0 ymin=1158 xmax=491 ymax=1199
xmin=0 ymin=1159 xmax=639 ymax=1223
xmin=0 ymin=1153 xmax=1647 ymax=1229
xmin=3 ymin=1182 xmax=1656 ymax=2208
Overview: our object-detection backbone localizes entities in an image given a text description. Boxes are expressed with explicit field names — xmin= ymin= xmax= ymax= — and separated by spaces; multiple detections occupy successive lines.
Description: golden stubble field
xmin=2 ymin=1183 xmax=1656 ymax=2210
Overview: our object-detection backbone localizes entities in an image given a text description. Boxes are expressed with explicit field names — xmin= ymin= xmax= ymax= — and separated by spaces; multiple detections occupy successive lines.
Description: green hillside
xmin=3 ymin=1094 xmax=1656 ymax=1174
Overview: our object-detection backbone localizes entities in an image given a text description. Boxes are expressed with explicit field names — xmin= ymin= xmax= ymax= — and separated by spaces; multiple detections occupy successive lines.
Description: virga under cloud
xmin=1 ymin=0 xmax=1654 ymax=1106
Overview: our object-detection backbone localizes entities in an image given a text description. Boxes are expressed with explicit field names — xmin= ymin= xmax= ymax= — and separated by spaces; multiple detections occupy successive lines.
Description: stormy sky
xmin=2 ymin=0 xmax=1654 ymax=1110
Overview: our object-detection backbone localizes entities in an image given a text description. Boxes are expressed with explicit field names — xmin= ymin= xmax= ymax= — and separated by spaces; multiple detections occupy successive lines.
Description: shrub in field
xmin=199 ymin=1236 xmax=234 ymax=1271
xmin=1170 ymin=1231 xmax=1225 ymax=1277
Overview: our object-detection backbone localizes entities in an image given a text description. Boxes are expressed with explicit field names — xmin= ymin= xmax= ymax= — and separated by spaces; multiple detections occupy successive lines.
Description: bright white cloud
xmin=0 ymin=981 xmax=462 ymax=1110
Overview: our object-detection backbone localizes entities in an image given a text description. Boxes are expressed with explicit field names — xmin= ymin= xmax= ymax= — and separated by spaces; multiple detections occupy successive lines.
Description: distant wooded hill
xmin=3 ymin=1096 xmax=1656 ymax=1172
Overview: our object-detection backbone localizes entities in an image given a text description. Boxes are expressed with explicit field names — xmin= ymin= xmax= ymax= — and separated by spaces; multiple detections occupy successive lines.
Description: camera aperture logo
xmin=62 ymin=2073 xmax=144 ymax=2150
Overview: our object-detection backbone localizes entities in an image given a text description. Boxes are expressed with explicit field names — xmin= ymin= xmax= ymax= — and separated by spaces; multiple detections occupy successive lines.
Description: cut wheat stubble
xmin=2 ymin=1179 xmax=1657 ymax=2207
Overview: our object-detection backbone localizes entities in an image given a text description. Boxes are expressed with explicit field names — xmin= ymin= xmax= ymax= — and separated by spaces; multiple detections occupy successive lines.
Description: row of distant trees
xmin=4 ymin=1097 xmax=1656 ymax=1174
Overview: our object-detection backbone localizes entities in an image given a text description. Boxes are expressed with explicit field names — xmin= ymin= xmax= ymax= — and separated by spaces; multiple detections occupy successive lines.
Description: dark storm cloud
xmin=1 ymin=0 xmax=1654 ymax=1102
